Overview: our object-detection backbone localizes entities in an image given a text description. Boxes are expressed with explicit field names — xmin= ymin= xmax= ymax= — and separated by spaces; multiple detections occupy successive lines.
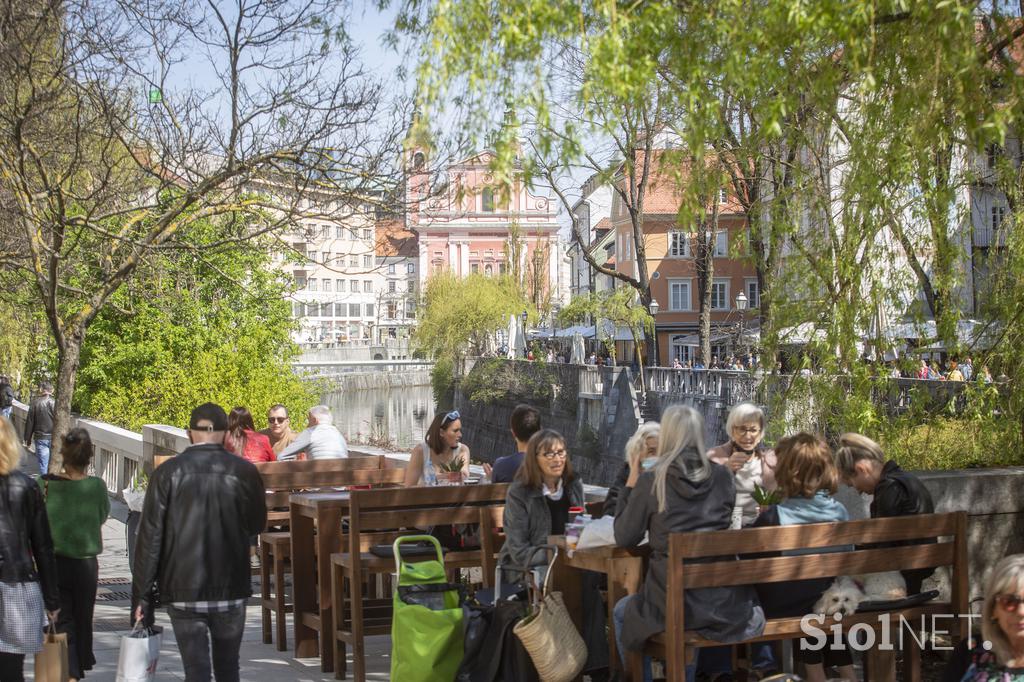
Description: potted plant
xmin=437 ymin=456 xmax=465 ymax=486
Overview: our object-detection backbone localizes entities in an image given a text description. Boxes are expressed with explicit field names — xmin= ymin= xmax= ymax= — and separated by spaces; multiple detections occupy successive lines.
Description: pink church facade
xmin=406 ymin=150 xmax=560 ymax=296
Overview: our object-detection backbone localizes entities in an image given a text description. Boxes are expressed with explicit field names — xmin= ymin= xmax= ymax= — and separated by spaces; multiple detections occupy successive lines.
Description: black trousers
xmin=0 ymin=653 xmax=25 ymax=682
xmin=56 ymin=555 xmax=99 ymax=679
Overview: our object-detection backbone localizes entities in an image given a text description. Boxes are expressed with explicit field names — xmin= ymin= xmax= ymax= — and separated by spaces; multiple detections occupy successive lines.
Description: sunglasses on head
xmin=997 ymin=594 xmax=1024 ymax=612
xmin=268 ymin=417 xmax=288 ymax=424
xmin=441 ymin=410 xmax=460 ymax=427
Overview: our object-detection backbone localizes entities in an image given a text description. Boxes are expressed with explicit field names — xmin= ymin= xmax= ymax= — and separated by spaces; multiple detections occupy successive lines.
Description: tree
xmin=0 ymin=0 xmax=404 ymax=465
xmin=413 ymin=271 xmax=534 ymax=361
xmin=558 ymin=287 xmax=653 ymax=388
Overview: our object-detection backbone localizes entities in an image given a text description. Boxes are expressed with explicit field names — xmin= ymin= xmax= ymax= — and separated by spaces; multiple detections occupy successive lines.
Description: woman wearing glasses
xmin=498 ymin=428 xmax=583 ymax=583
xmin=707 ymin=402 xmax=777 ymax=528
xmin=404 ymin=410 xmax=472 ymax=487
xmin=944 ymin=554 xmax=1024 ymax=681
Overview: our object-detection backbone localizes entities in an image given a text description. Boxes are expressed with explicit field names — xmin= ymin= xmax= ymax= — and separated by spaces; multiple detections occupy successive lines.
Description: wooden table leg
xmin=550 ymin=551 xmax=584 ymax=632
xmin=291 ymin=507 xmax=318 ymax=658
xmin=318 ymin=508 xmax=343 ymax=673
xmin=865 ymin=647 xmax=897 ymax=682
xmin=607 ymin=556 xmax=644 ymax=675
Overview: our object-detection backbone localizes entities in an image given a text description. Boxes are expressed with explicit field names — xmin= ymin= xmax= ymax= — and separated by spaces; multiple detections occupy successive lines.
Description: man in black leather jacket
xmin=131 ymin=403 xmax=266 ymax=681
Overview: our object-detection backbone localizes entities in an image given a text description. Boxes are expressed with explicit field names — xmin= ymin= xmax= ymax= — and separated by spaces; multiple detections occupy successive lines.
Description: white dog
xmin=813 ymin=572 xmax=907 ymax=617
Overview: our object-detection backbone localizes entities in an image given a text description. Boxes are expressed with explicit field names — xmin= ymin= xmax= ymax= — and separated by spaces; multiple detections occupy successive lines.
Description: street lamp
xmin=649 ymin=298 xmax=660 ymax=367
xmin=735 ymin=291 xmax=748 ymax=367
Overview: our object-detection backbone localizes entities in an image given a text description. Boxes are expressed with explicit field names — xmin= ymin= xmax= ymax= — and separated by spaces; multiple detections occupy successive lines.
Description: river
xmin=323 ymin=383 xmax=435 ymax=451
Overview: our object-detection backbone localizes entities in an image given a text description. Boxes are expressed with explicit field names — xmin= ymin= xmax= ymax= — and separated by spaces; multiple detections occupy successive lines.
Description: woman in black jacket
xmin=0 ymin=417 xmax=60 ymax=681
xmin=612 ymin=405 xmax=764 ymax=682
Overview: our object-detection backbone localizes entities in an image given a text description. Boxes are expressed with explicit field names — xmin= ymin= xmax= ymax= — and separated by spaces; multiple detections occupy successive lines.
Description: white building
xmin=375 ymin=217 xmax=419 ymax=345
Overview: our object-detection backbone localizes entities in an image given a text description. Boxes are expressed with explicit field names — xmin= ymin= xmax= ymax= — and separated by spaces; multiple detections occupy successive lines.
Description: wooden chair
xmin=330 ymin=484 xmax=510 ymax=681
xmin=254 ymin=457 xmax=404 ymax=649
xmin=630 ymin=512 xmax=969 ymax=682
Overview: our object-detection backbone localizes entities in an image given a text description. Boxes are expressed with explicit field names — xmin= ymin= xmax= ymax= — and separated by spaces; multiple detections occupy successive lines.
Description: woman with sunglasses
xmin=404 ymin=410 xmax=472 ymax=487
xmin=944 ymin=554 xmax=1024 ymax=681
xmin=497 ymin=428 xmax=583 ymax=583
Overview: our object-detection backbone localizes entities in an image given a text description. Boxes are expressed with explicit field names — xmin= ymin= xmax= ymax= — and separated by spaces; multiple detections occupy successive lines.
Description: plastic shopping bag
xmin=116 ymin=622 xmax=162 ymax=682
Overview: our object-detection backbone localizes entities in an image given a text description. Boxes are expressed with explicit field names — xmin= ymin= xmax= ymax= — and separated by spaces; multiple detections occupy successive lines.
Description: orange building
xmin=611 ymin=160 xmax=759 ymax=365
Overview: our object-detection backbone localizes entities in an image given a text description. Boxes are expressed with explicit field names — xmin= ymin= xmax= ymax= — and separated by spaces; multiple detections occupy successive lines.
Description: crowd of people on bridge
xmin=4 ymin=384 xmax=1024 ymax=681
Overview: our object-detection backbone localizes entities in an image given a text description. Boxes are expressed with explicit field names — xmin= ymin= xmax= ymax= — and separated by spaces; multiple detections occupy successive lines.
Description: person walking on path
xmin=23 ymin=380 xmax=55 ymax=473
xmin=132 ymin=403 xmax=267 ymax=682
xmin=0 ymin=417 xmax=60 ymax=682
xmin=38 ymin=427 xmax=109 ymax=681
xmin=0 ymin=375 xmax=15 ymax=419
xmin=277 ymin=405 xmax=348 ymax=461
xmin=258 ymin=404 xmax=298 ymax=457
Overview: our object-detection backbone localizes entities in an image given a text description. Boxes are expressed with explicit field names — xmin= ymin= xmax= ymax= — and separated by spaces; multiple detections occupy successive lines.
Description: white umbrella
xmin=506 ymin=314 xmax=518 ymax=359
xmin=511 ymin=315 xmax=527 ymax=359
xmin=570 ymin=332 xmax=585 ymax=365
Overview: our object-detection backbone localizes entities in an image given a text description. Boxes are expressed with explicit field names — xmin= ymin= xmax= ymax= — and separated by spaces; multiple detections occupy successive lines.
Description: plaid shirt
xmin=169 ymin=599 xmax=246 ymax=613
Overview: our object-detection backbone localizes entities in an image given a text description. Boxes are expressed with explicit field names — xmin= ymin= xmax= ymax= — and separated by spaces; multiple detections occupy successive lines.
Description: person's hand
xmin=482 ymin=463 xmax=492 ymax=478
xmin=134 ymin=605 xmax=144 ymax=624
xmin=727 ymin=450 xmax=750 ymax=473
xmin=46 ymin=609 xmax=60 ymax=623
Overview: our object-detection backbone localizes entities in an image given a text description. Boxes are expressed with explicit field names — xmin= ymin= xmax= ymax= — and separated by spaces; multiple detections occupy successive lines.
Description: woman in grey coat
xmin=613 ymin=405 xmax=765 ymax=682
xmin=498 ymin=429 xmax=584 ymax=582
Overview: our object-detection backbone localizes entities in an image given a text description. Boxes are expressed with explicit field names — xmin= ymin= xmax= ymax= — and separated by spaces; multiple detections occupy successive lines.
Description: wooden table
xmin=549 ymin=536 xmax=648 ymax=676
xmin=290 ymin=491 xmax=350 ymax=672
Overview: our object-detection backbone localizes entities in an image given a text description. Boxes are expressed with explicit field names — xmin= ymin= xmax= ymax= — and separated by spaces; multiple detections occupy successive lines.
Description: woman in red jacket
xmin=225 ymin=406 xmax=276 ymax=463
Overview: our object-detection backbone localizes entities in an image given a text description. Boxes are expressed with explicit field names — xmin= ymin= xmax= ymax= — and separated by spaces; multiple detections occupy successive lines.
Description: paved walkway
xmin=19 ymin=447 xmax=391 ymax=680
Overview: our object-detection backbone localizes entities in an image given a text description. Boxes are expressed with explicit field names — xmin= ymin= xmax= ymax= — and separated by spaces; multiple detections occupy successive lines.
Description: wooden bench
xmin=254 ymin=457 xmax=405 ymax=650
xmin=330 ymin=483 xmax=510 ymax=681
xmin=631 ymin=511 xmax=968 ymax=682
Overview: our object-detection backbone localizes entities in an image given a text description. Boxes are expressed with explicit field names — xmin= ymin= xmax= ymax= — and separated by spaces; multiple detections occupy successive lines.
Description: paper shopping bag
xmin=34 ymin=628 xmax=69 ymax=682
xmin=116 ymin=623 xmax=163 ymax=682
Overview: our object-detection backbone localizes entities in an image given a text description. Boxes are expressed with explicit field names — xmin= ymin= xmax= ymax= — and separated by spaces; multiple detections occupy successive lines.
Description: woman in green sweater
xmin=38 ymin=427 xmax=110 ymax=681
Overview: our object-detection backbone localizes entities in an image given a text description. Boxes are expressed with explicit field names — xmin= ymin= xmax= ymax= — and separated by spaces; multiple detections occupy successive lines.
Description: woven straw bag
xmin=512 ymin=547 xmax=587 ymax=682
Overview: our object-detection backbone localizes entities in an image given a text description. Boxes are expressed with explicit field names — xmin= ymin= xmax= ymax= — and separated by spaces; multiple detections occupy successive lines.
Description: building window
xmin=711 ymin=279 xmax=730 ymax=310
xmin=669 ymin=279 xmax=691 ymax=311
xmin=308 ymin=251 xmax=317 ymax=263
xmin=407 ymin=262 xmax=416 ymax=274
xmin=408 ymin=281 xmax=415 ymax=292
xmin=336 ymin=226 xmax=344 ymax=238
xmin=336 ymin=302 xmax=347 ymax=318
xmin=365 ymin=303 xmax=374 ymax=317
xmin=470 ymin=263 xmax=479 ymax=274
xmin=668 ymin=230 xmax=690 ymax=258
xmin=720 ymin=187 xmax=728 ymax=204
xmin=363 ymin=255 xmax=373 ymax=268
xmin=320 ymin=303 xmax=331 ymax=317
xmin=363 ymin=228 xmax=372 ymax=240
xmin=987 ymin=144 xmax=1001 ymax=169
xmin=388 ymin=280 xmax=396 ymax=293
xmin=406 ymin=300 xmax=416 ymax=318
xmin=482 ymin=187 xmax=495 ymax=212
xmin=364 ymin=280 xmax=373 ymax=293
xmin=306 ymin=303 xmax=319 ymax=317
xmin=349 ymin=256 xmax=358 ymax=267
xmin=349 ymin=303 xmax=361 ymax=317
xmin=308 ymin=278 xmax=317 ymax=292
xmin=295 ymin=275 xmax=306 ymax=289
xmin=485 ymin=264 xmax=493 ymax=276
xmin=499 ymin=263 xmax=507 ymax=275
xmin=670 ymin=336 xmax=694 ymax=363
xmin=322 ymin=279 xmax=331 ymax=292
xmin=387 ymin=302 xmax=397 ymax=319
xmin=293 ymin=302 xmax=303 ymax=317
xmin=351 ymin=280 xmax=359 ymax=293
xmin=713 ymin=231 xmax=728 ymax=257
xmin=746 ymin=279 xmax=760 ymax=309
xmin=336 ymin=279 xmax=345 ymax=292
xmin=388 ymin=263 xmax=396 ymax=275
xmin=992 ymin=205 xmax=1007 ymax=232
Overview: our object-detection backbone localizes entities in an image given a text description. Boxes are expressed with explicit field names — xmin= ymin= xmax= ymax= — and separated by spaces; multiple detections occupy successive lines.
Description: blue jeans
xmin=698 ymin=643 xmax=776 ymax=675
xmin=613 ymin=595 xmax=696 ymax=682
xmin=167 ymin=605 xmax=246 ymax=681
xmin=35 ymin=438 xmax=51 ymax=474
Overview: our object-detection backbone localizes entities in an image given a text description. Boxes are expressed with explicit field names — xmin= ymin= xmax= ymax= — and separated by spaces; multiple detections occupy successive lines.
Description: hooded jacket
xmin=613 ymin=455 xmax=765 ymax=651
xmin=871 ymin=461 xmax=936 ymax=594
